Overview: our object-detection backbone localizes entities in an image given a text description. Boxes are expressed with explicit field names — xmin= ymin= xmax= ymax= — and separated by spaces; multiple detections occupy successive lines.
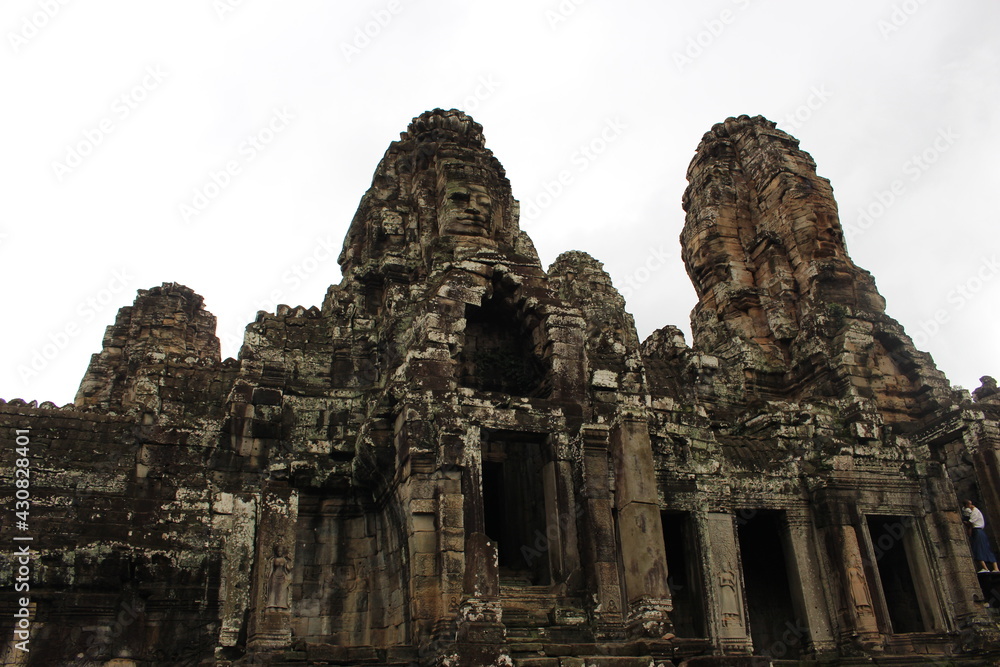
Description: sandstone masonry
xmin=2 ymin=110 xmax=1000 ymax=666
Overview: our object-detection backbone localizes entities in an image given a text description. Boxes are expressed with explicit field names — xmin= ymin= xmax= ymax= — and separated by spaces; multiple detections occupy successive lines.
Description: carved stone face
xmin=438 ymin=182 xmax=493 ymax=237
xmin=794 ymin=210 xmax=846 ymax=261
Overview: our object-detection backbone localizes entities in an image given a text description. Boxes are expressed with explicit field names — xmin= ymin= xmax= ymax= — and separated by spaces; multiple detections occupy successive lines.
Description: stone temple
xmin=3 ymin=109 xmax=1000 ymax=666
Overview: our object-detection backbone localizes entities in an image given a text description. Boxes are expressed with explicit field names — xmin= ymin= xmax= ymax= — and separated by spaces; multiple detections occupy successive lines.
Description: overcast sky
xmin=3 ymin=1 xmax=998 ymax=406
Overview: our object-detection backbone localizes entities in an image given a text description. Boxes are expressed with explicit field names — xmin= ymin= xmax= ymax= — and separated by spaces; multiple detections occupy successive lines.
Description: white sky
xmin=2 ymin=0 xmax=998 ymax=406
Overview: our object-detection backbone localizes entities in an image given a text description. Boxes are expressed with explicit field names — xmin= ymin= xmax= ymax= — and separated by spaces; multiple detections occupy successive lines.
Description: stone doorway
xmin=481 ymin=430 xmax=551 ymax=586
xmin=863 ymin=515 xmax=940 ymax=634
xmin=736 ymin=510 xmax=804 ymax=659
xmin=660 ymin=511 xmax=705 ymax=638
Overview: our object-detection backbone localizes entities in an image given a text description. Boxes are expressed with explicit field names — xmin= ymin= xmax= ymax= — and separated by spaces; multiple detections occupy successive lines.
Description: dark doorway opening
xmin=482 ymin=460 xmax=506 ymax=556
xmin=737 ymin=510 xmax=803 ymax=659
xmin=866 ymin=515 xmax=925 ymax=633
xmin=660 ymin=511 xmax=705 ymax=638
xmin=481 ymin=431 xmax=550 ymax=585
xmin=459 ymin=289 xmax=547 ymax=397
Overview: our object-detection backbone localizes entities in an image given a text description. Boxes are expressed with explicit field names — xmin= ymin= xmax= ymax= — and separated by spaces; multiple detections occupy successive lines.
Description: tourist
xmin=963 ymin=499 xmax=1000 ymax=573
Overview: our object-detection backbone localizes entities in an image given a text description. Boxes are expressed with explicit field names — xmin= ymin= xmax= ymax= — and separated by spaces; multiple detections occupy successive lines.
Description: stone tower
xmin=2 ymin=110 xmax=1000 ymax=666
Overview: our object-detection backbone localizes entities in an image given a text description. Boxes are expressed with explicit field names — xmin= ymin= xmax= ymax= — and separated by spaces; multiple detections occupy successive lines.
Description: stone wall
xmin=2 ymin=110 xmax=1000 ymax=666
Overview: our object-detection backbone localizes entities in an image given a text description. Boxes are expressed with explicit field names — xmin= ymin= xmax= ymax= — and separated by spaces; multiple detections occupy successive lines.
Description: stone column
xmin=453 ymin=425 xmax=505 ymax=660
xmin=899 ymin=516 xmax=948 ymax=632
xmin=401 ymin=443 xmax=469 ymax=647
xmin=216 ymin=492 xmax=258 ymax=649
xmin=921 ymin=475 xmax=990 ymax=629
xmin=700 ymin=512 xmax=750 ymax=654
xmin=542 ymin=438 xmax=582 ymax=587
xmin=248 ymin=486 xmax=299 ymax=651
xmin=825 ymin=523 xmax=881 ymax=647
xmin=406 ymin=475 xmax=446 ymax=634
xmin=783 ymin=510 xmax=836 ymax=655
xmin=610 ymin=416 xmax=672 ymax=638
xmin=973 ymin=447 xmax=1000 ymax=559
xmin=578 ymin=424 xmax=626 ymax=637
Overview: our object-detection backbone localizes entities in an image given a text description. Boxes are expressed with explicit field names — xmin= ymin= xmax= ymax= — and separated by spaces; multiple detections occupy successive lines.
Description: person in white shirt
xmin=963 ymin=499 xmax=999 ymax=573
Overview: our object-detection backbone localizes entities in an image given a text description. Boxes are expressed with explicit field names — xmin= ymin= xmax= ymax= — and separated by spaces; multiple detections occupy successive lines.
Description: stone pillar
xmin=458 ymin=424 xmax=498 ymax=601
xmin=783 ymin=510 xmax=836 ymax=655
xmin=899 ymin=516 xmax=948 ymax=632
xmin=922 ymin=500 xmax=989 ymax=628
xmin=216 ymin=492 xmax=258 ymax=649
xmin=452 ymin=425 xmax=506 ymax=662
xmin=610 ymin=416 xmax=672 ymax=638
xmin=248 ymin=486 xmax=298 ymax=651
xmin=406 ymin=463 xmax=472 ymax=642
xmin=392 ymin=405 xmax=464 ymax=648
xmin=579 ymin=424 xmax=626 ymax=637
xmin=542 ymin=453 xmax=582 ymax=587
xmin=700 ymin=512 xmax=750 ymax=653
xmin=825 ymin=523 xmax=881 ymax=648
xmin=973 ymin=447 xmax=1000 ymax=557
xmin=408 ymin=478 xmax=445 ymax=632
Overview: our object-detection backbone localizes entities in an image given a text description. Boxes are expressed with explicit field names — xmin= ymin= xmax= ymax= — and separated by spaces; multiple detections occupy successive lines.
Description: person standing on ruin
xmin=963 ymin=499 xmax=1000 ymax=573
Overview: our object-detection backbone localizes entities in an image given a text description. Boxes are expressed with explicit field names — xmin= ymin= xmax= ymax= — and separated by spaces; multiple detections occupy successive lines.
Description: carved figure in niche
xmin=265 ymin=544 xmax=292 ymax=609
xmin=438 ymin=181 xmax=493 ymax=238
xmin=342 ymin=563 xmax=359 ymax=592
xmin=354 ymin=557 xmax=371 ymax=593
xmin=718 ymin=570 xmax=742 ymax=626
xmin=846 ymin=552 xmax=873 ymax=616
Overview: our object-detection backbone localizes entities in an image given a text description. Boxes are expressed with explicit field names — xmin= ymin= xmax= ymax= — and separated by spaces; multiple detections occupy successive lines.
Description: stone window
xmin=458 ymin=289 xmax=546 ymax=397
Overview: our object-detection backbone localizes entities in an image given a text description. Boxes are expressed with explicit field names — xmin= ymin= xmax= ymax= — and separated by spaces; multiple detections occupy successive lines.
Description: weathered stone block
xmin=4 ymin=109 xmax=997 ymax=666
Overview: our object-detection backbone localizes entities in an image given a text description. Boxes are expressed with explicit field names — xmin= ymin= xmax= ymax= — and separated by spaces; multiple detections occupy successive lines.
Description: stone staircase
xmin=499 ymin=576 xmax=593 ymax=654
xmin=498 ymin=575 xmax=720 ymax=666
xmin=265 ymin=578 xmax=715 ymax=666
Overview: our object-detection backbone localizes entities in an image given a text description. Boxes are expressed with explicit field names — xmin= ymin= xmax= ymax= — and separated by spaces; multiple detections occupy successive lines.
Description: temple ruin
xmin=3 ymin=109 xmax=1000 ymax=665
